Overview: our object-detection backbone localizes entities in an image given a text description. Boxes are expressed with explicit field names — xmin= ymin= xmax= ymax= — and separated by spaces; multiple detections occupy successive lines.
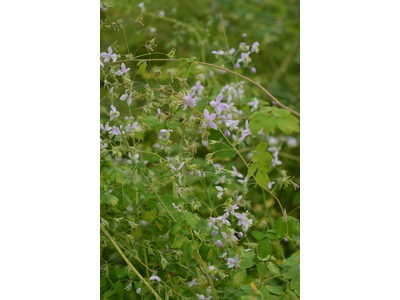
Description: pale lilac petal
xmin=127 ymin=97 xmax=132 ymax=106
xmin=219 ymin=103 xmax=229 ymax=110
xmin=204 ymin=109 xmax=209 ymax=118
xmin=209 ymin=113 xmax=216 ymax=122
xmin=210 ymin=100 xmax=217 ymax=107
xmin=216 ymin=93 xmax=224 ymax=102
xmin=120 ymin=94 xmax=128 ymax=100
xmin=209 ymin=121 xmax=217 ymax=130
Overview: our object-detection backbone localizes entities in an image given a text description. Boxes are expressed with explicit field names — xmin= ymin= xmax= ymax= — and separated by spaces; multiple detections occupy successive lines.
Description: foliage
xmin=100 ymin=1 xmax=299 ymax=299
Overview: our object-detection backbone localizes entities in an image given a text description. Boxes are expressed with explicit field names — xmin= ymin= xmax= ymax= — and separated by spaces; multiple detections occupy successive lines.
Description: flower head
xmin=109 ymin=105 xmax=120 ymax=121
xmin=227 ymin=254 xmax=240 ymax=268
xmin=203 ymin=109 xmax=218 ymax=130
xmin=182 ymin=91 xmax=196 ymax=110
xmin=115 ymin=63 xmax=130 ymax=76
xmin=101 ymin=47 xmax=117 ymax=63
xmin=215 ymin=186 xmax=224 ymax=197
xmin=171 ymin=162 xmax=185 ymax=171
xmin=191 ymin=81 xmax=204 ymax=95
xmin=120 ymin=93 xmax=132 ymax=106
xmin=149 ymin=275 xmax=161 ymax=282
xmin=251 ymin=41 xmax=260 ymax=53
xmin=210 ymin=93 xmax=229 ymax=115
xmin=212 ymin=50 xmax=224 ymax=55
xmin=239 ymin=120 xmax=252 ymax=141
xmin=248 ymin=98 xmax=259 ymax=112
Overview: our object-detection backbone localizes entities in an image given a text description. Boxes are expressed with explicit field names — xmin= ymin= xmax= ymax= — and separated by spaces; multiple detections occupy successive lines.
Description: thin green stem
xmin=100 ymin=224 xmax=162 ymax=300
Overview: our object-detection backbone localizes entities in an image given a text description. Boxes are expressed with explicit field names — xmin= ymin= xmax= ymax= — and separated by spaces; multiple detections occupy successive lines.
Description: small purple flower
xmin=182 ymin=91 xmax=196 ymax=110
xmin=191 ymin=81 xmax=204 ymax=95
xmin=284 ymin=237 xmax=289 ymax=242
xmin=251 ymin=41 xmax=260 ymax=53
xmin=197 ymin=294 xmax=212 ymax=300
xmin=172 ymin=203 xmax=181 ymax=212
xmin=109 ymin=105 xmax=120 ymax=121
xmin=110 ymin=126 xmax=121 ymax=136
xmin=208 ymin=217 xmax=218 ymax=230
xmin=230 ymin=48 xmax=236 ymax=54
xmin=239 ymin=120 xmax=252 ymax=141
xmin=100 ymin=122 xmax=112 ymax=132
xmin=100 ymin=60 xmax=104 ymax=68
xmin=115 ymin=63 xmax=130 ymax=76
xmin=287 ymin=137 xmax=298 ymax=147
xmin=234 ymin=212 xmax=253 ymax=232
xmin=235 ymin=63 xmax=240 ymax=69
xmin=227 ymin=254 xmax=240 ymax=268
xmin=250 ymin=67 xmax=256 ymax=73
xmin=238 ymin=232 xmax=243 ymax=238
xmin=242 ymin=33 xmax=247 ymax=38
xmin=237 ymin=52 xmax=251 ymax=66
xmin=101 ymin=47 xmax=117 ymax=63
xmin=203 ymin=109 xmax=218 ymax=130
xmin=217 ymin=212 xmax=231 ymax=226
xmin=247 ymin=98 xmax=259 ymax=112
xmin=216 ymin=240 xmax=224 ymax=248
xmin=224 ymin=204 xmax=239 ymax=216
xmin=210 ymin=93 xmax=229 ymax=115
xmin=136 ymin=288 xmax=141 ymax=294
xmin=211 ymin=230 xmax=218 ymax=237
xmin=212 ymin=50 xmax=224 ymax=55
xmin=126 ymin=122 xmax=139 ymax=132
xmin=225 ymin=130 xmax=231 ymax=137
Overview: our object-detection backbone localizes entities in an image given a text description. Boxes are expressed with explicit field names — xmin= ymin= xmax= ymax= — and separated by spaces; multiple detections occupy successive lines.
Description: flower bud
xmin=238 ymin=232 xmax=243 ymax=238
xmin=250 ymin=67 xmax=256 ymax=73
xmin=136 ymin=288 xmax=141 ymax=294
xmin=225 ymin=130 xmax=231 ymax=137
xmin=235 ymin=63 xmax=240 ymax=69
xmin=242 ymin=33 xmax=247 ymax=38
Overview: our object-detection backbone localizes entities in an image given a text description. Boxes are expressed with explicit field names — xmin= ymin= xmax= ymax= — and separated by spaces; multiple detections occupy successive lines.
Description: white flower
xmin=158 ymin=10 xmax=165 ymax=17
xmin=171 ymin=162 xmax=185 ymax=171
xmin=217 ymin=212 xmax=231 ymax=226
xmin=212 ymin=50 xmax=224 ymax=55
xmin=120 ymin=93 xmax=132 ymax=106
xmin=268 ymin=136 xmax=279 ymax=146
xmin=215 ymin=186 xmax=224 ymax=197
xmin=267 ymin=181 xmax=276 ymax=190
xmin=115 ymin=63 xmax=130 ymax=76
xmin=251 ymin=41 xmax=260 ymax=53
xmin=234 ymin=212 xmax=253 ymax=232
xmin=247 ymin=98 xmax=259 ymax=112
xmin=232 ymin=166 xmax=243 ymax=178
xmin=109 ymin=105 xmax=120 ymax=121
xmin=237 ymin=176 xmax=249 ymax=185
xmin=197 ymin=294 xmax=212 ymax=300
xmin=149 ymin=275 xmax=161 ymax=282
xmin=191 ymin=81 xmax=204 ymax=95
xmin=227 ymin=254 xmax=240 ymax=268
xmin=172 ymin=203 xmax=181 ymax=212
xmin=224 ymin=204 xmax=239 ymax=216
xmin=136 ymin=288 xmax=141 ymax=294
xmin=287 ymin=137 xmax=298 ymax=147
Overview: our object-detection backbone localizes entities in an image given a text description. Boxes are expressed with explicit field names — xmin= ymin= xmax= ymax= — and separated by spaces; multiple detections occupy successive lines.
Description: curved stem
xmin=100 ymin=224 xmax=162 ymax=300
xmin=110 ymin=58 xmax=300 ymax=117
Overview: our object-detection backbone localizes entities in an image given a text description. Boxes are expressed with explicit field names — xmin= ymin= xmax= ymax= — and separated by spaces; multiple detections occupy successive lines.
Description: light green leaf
xmin=290 ymin=272 xmax=300 ymax=296
xmin=240 ymin=258 xmax=255 ymax=269
xmin=185 ymin=212 xmax=198 ymax=229
xmin=256 ymin=142 xmax=268 ymax=152
xmin=261 ymin=115 xmax=276 ymax=134
xmin=267 ymin=262 xmax=280 ymax=276
xmin=257 ymin=238 xmax=273 ymax=258
xmin=276 ymin=115 xmax=300 ymax=134
xmin=265 ymin=285 xmax=283 ymax=295
xmin=232 ymin=269 xmax=247 ymax=287
xmin=247 ymin=163 xmax=258 ymax=177
xmin=251 ymin=231 xmax=266 ymax=240
xmin=256 ymin=171 xmax=270 ymax=190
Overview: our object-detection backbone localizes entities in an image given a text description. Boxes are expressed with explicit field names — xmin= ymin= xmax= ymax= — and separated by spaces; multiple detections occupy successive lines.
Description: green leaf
xmin=276 ymin=115 xmax=300 ymax=134
xmin=247 ymin=164 xmax=258 ymax=177
xmin=256 ymin=171 xmax=270 ymax=190
xmin=171 ymin=217 xmax=183 ymax=234
xmin=257 ymin=238 xmax=273 ymax=258
xmin=267 ymin=262 xmax=280 ymax=276
xmin=256 ymin=142 xmax=268 ymax=152
xmin=271 ymin=108 xmax=291 ymax=117
xmin=283 ymin=265 xmax=300 ymax=279
xmin=106 ymin=194 xmax=119 ymax=206
xmin=252 ymin=152 xmax=260 ymax=162
xmin=265 ymin=285 xmax=283 ymax=295
xmin=290 ymin=272 xmax=300 ymax=296
xmin=188 ymin=56 xmax=196 ymax=62
xmin=182 ymin=70 xmax=190 ymax=79
xmin=259 ymin=152 xmax=273 ymax=166
xmin=287 ymin=290 xmax=299 ymax=300
xmin=261 ymin=115 xmax=276 ymax=134
xmin=282 ymin=252 xmax=300 ymax=267
xmin=259 ymin=286 xmax=270 ymax=297
xmin=115 ymin=267 xmax=128 ymax=278
xmin=251 ymin=231 xmax=266 ymax=240
xmin=240 ymin=284 xmax=253 ymax=291
xmin=267 ymin=229 xmax=277 ymax=240
xmin=171 ymin=236 xmax=186 ymax=249
xmin=114 ymin=281 xmax=125 ymax=298
xmin=274 ymin=217 xmax=288 ymax=239
xmin=232 ymin=269 xmax=247 ymax=287
xmin=139 ymin=62 xmax=147 ymax=72
xmin=257 ymin=263 xmax=267 ymax=277
xmin=137 ymin=59 xmax=146 ymax=66
xmin=190 ymin=67 xmax=203 ymax=75
xmin=103 ymin=290 xmax=115 ymax=298
xmin=240 ymin=258 xmax=255 ymax=269
xmin=181 ymin=241 xmax=194 ymax=264
xmin=185 ymin=212 xmax=198 ymax=229
xmin=241 ymin=249 xmax=255 ymax=259
xmin=180 ymin=58 xmax=188 ymax=63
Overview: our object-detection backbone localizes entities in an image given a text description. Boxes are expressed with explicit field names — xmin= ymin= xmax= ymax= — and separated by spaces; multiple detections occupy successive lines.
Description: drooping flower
xmin=115 ymin=63 xmax=130 ymax=76
xmin=217 ymin=212 xmax=231 ymax=226
xmin=216 ymin=240 xmax=224 ymax=248
xmin=234 ymin=212 xmax=253 ymax=232
xmin=210 ymin=93 xmax=229 ymax=115
xmin=212 ymin=50 xmax=224 ymax=55
xmin=101 ymin=47 xmax=117 ymax=63
xmin=232 ymin=166 xmax=243 ymax=178
xmin=248 ymin=98 xmax=259 ymax=112
xmin=251 ymin=41 xmax=260 ymax=53
xmin=203 ymin=109 xmax=218 ymax=130
xmin=136 ymin=288 xmax=141 ymax=294
xmin=238 ymin=232 xmax=243 ymax=238
xmin=191 ymin=81 xmax=204 ymax=95
xmin=171 ymin=162 xmax=185 ymax=171
xmin=267 ymin=181 xmax=276 ymax=190
xmin=120 ymin=93 xmax=132 ymax=106
xmin=109 ymin=105 xmax=120 ymax=121
xmin=182 ymin=91 xmax=196 ymax=110
xmin=237 ymin=52 xmax=251 ymax=66
xmin=239 ymin=120 xmax=252 ymax=141
xmin=250 ymin=67 xmax=257 ymax=73
xmin=227 ymin=254 xmax=240 ymax=268
xmin=197 ymin=294 xmax=212 ymax=300
xmin=215 ymin=186 xmax=224 ymax=197
xmin=188 ymin=278 xmax=200 ymax=288
xmin=149 ymin=275 xmax=161 ymax=282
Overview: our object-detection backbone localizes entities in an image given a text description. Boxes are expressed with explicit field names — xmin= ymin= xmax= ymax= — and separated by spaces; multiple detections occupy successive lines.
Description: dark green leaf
xmin=252 ymin=231 xmax=266 ymax=240
xmin=257 ymin=238 xmax=273 ymax=258
xmin=240 ymin=258 xmax=255 ymax=269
